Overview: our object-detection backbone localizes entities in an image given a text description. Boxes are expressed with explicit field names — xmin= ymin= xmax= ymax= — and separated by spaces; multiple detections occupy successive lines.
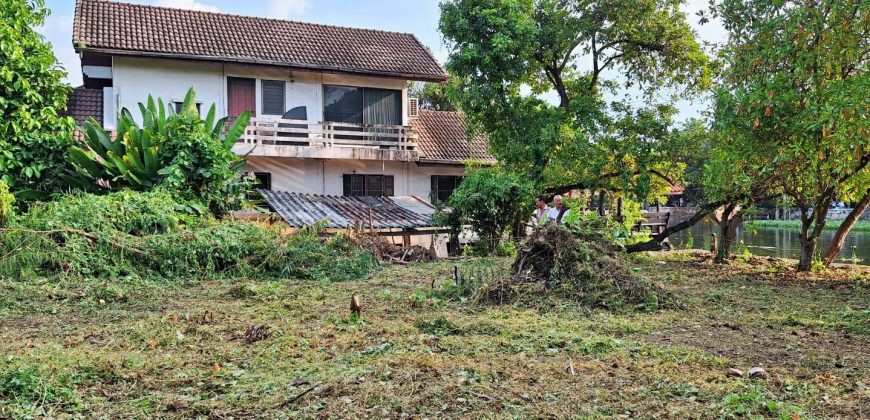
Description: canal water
xmin=668 ymin=221 xmax=870 ymax=265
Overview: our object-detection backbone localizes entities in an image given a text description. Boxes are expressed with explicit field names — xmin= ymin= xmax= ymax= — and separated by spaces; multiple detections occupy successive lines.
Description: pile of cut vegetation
xmin=0 ymin=191 xmax=379 ymax=281
xmin=351 ymin=232 xmax=436 ymax=265
xmin=480 ymin=224 xmax=671 ymax=310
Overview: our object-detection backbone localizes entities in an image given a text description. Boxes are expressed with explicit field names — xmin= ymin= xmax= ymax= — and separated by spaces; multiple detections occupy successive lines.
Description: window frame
xmin=261 ymin=79 xmax=286 ymax=116
xmin=343 ymin=174 xmax=395 ymax=197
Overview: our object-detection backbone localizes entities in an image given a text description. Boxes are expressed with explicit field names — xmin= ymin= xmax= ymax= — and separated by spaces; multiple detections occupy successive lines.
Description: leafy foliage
xmin=439 ymin=0 xmax=711 ymax=197
xmin=0 ymin=0 xmax=75 ymax=196
xmin=409 ymin=81 xmax=457 ymax=111
xmin=437 ymin=168 xmax=533 ymax=254
xmin=711 ymin=0 xmax=870 ymax=270
xmin=68 ymin=88 xmax=252 ymax=215
xmin=0 ymin=191 xmax=379 ymax=281
xmin=0 ymin=180 xmax=13 ymax=228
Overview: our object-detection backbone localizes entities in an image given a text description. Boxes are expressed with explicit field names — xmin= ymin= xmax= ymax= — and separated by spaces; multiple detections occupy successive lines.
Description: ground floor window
xmin=252 ymin=172 xmax=271 ymax=190
xmin=343 ymin=174 xmax=394 ymax=197
xmin=431 ymin=175 xmax=463 ymax=204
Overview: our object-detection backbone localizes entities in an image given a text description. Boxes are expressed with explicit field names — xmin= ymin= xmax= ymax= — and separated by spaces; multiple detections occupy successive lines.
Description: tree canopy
xmin=440 ymin=0 xmax=712 ymax=199
xmin=0 ymin=0 xmax=75 ymax=196
xmin=711 ymin=0 xmax=869 ymax=270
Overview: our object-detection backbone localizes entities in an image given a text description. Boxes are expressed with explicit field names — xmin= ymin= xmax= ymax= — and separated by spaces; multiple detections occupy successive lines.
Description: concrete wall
xmin=243 ymin=156 xmax=466 ymax=198
xmin=111 ymin=56 xmax=409 ymax=124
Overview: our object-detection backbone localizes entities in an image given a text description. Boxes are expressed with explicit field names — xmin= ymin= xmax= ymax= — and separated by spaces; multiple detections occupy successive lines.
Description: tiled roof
xmin=73 ymin=0 xmax=447 ymax=82
xmin=63 ymin=86 xmax=103 ymax=126
xmin=259 ymin=190 xmax=436 ymax=229
xmin=411 ymin=110 xmax=495 ymax=164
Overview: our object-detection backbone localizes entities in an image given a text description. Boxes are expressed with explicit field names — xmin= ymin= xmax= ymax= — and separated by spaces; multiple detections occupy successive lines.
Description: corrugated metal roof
xmin=259 ymin=190 xmax=435 ymax=229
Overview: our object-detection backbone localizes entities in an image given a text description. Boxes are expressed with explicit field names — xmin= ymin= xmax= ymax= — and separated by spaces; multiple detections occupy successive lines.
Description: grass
xmin=746 ymin=219 xmax=870 ymax=232
xmin=0 ymin=253 xmax=868 ymax=418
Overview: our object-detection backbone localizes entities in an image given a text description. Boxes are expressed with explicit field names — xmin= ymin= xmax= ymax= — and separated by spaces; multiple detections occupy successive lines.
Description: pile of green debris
xmin=480 ymin=224 xmax=671 ymax=310
xmin=0 ymin=191 xmax=378 ymax=282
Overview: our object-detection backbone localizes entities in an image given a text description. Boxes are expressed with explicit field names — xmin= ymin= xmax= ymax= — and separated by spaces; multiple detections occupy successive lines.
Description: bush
xmin=67 ymin=88 xmax=252 ymax=216
xmin=0 ymin=180 xmax=13 ymax=227
xmin=19 ymin=190 xmax=188 ymax=235
xmin=0 ymin=191 xmax=379 ymax=281
xmin=437 ymin=168 xmax=533 ymax=255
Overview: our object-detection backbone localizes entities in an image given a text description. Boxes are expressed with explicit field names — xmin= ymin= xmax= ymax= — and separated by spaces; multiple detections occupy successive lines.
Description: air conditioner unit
xmin=408 ymin=97 xmax=419 ymax=118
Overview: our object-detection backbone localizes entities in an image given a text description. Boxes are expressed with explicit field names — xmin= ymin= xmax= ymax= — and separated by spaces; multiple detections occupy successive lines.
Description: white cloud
xmin=153 ymin=0 xmax=220 ymax=12
xmin=38 ymin=13 xmax=82 ymax=86
xmin=267 ymin=0 xmax=308 ymax=18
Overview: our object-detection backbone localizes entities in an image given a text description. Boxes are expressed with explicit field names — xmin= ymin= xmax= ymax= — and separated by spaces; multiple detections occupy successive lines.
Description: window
xmin=173 ymin=101 xmax=202 ymax=115
xmin=253 ymin=172 xmax=271 ymax=190
xmin=431 ymin=175 xmax=463 ymax=204
xmin=261 ymin=80 xmax=286 ymax=115
xmin=343 ymin=174 xmax=395 ymax=197
xmin=324 ymin=86 xmax=402 ymax=126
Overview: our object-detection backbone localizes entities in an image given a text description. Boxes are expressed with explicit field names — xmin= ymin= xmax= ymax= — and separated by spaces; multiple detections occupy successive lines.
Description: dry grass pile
xmin=480 ymin=224 xmax=671 ymax=310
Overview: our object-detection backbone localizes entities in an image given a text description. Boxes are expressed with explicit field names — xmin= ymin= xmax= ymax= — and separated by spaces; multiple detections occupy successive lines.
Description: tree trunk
xmin=823 ymin=188 xmax=870 ymax=266
xmin=714 ymin=204 xmax=739 ymax=264
xmin=597 ymin=190 xmax=605 ymax=216
xmin=797 ymin=236 xmax=817 ymax=272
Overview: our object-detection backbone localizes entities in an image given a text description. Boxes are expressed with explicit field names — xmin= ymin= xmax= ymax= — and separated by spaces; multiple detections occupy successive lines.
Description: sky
xmin=41 ymin=0 xmax=725 ymax=121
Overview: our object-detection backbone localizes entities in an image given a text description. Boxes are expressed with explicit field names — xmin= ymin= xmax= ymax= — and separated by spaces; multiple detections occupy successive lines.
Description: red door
xmin=227 ymin=77 xmax=256 ymax=118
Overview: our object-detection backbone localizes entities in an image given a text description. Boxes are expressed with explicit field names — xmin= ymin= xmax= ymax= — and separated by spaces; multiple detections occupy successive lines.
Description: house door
xmin=227 ymin=77 xmax=256 ymax=118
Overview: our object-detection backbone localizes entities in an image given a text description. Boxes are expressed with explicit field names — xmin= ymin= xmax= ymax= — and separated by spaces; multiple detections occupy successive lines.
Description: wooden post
xmin=597 ymin=190 xmax=606 ymax=216
xmin=368 ymin=209 xmax=374 ymax=234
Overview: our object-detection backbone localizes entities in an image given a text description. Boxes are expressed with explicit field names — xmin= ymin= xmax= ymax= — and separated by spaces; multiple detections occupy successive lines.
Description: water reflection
xmin=668 ymin=221 xmax=869 ymax=265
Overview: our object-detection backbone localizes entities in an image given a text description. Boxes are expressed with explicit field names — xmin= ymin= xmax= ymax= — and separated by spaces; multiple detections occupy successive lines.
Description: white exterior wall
xmin=244 ymin=157 xmax=466 ymax=198
xmin=111 ymin=56 xmax=409 ymax=124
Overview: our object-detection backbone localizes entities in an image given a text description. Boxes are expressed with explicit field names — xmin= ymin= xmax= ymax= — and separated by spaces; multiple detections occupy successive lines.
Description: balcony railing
xmin=238 ymin=117 xmax=415 ymax=151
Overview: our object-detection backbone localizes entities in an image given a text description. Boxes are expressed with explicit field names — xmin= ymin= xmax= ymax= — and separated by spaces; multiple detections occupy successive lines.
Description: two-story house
xmin=68 ymin=0 xmax=493 ymax=222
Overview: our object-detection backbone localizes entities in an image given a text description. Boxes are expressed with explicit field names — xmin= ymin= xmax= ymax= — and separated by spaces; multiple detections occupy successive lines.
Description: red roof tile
xmin=411 ymin=110 xmax=495 ymax=164
xmin=63 ymin=86 xmax=103 ymax=126
xmin=73 ymin=0 xmax=447 ymax=82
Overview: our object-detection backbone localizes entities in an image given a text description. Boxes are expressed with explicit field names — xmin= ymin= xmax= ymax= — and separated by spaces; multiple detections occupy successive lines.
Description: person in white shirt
xmin=547 ymin=194 xmax=570 ymax=224
xmin=533 ymin=195 xmax=551 ymax=225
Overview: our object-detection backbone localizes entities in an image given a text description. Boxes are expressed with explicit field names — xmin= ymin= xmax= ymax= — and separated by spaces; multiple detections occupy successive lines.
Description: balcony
xmin=231 ymin=117 xmax=418 ymax=161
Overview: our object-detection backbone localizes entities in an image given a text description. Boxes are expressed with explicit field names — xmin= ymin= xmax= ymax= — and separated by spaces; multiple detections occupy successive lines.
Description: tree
xmin=409 ymin=81 xmax=457 ymax=111
xmin=0 ymin=0 xmax=75 ymax=196
xmin=437 ymin=168 xmax=533 ymax=254
xmin=712 ymin=0 xmax=869 ymax=271
xmin=68 ymin=88 xmax=252 ymax=216
xmin=440 ymin=0 xmax=711 ymax=193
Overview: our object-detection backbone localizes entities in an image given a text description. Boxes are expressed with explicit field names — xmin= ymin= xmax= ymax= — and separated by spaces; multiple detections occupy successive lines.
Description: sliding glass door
xmin=324 ymin=85 xmax=401 ymax=126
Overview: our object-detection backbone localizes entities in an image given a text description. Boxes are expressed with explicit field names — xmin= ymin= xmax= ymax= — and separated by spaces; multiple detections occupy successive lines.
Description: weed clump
xmin=480 ymin=224 xmax=671 ymax=310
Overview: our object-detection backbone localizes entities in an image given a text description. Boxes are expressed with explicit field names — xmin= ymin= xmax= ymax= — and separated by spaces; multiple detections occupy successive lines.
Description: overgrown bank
xmin=0 ymin=191 xmax=378 ymax=282
xmin=747 ymin=219 xmax=870 ymax=232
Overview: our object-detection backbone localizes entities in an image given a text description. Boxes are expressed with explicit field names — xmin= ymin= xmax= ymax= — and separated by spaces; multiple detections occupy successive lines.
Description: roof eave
xmin=74 ymin=46 xmax=449 ymax=82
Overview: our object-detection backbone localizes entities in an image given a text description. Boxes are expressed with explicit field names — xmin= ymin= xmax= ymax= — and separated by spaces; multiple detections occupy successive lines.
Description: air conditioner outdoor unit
xmin=408 ymin=97 xmax=419 ymax=118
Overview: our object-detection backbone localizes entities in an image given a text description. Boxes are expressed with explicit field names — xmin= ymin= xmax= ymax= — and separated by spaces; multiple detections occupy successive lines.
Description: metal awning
xmin=259 ymin=190 xmax=436 ymax=229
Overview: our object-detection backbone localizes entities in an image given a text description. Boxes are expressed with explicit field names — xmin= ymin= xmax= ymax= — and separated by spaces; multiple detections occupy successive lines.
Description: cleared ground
xmin=1 ymin=252 xmax=868 ymax=418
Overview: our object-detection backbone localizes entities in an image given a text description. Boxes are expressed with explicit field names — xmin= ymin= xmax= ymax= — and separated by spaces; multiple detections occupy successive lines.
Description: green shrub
xmin=0 ymin=180 xmax=13 ymax=227
xmin=0 ymin=191 xmax=379 ymax=281
xmin=19 ymin=190 xmax=188 ymax=235
xmin=67 ymin=88 xmax=252 ymax=216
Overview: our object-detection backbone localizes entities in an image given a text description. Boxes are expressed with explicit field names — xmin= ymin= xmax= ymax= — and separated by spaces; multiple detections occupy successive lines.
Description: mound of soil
xmin=480 ymin=224 xmax=671 ymax=309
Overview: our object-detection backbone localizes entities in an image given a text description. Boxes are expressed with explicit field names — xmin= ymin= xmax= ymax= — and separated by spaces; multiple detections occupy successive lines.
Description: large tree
xmin=439 ymin=0 xmax=712 ymax=198
xmin=0 ymin=0 xmax=75 ymax=196
xmin=712 ymin=0 xmax=869 ymax=271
